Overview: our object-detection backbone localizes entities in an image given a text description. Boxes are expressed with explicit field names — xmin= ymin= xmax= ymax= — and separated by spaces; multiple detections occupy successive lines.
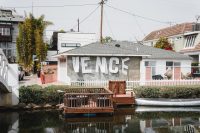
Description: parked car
xmin=18 ymin=66 xmax=25 ymax=81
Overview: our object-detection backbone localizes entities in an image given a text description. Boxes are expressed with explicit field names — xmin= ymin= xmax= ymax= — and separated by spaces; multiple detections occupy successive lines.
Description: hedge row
xmin=19 ymin=85 xmax=70 ymax=104
xmin=133 ymin=86 xmax=200 ymax=98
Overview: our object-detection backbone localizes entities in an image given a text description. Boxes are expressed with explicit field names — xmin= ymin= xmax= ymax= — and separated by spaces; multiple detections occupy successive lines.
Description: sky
xmin=1 ymin=0 xmax=200 ymax=41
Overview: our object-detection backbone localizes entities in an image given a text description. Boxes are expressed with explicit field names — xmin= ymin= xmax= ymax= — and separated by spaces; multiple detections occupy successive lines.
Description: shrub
xmin=133 ymin=85 xmax=200 ymax=99
xmin=134 ymin=86 xmax=160 ymax=98
xmin=19 ymin=85 xmax=69 ymax=104
xmin=19 ymin=85 xmax=43 ymax=104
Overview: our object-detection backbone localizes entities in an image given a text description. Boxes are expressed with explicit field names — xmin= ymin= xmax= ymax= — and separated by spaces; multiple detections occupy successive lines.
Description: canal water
xmin=1 ymin=107 xmax=200 ymax=133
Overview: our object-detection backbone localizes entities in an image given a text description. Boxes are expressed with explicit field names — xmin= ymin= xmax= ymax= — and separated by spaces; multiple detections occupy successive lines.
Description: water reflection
xmin=0 ymin=108 xmax=200 ymax=133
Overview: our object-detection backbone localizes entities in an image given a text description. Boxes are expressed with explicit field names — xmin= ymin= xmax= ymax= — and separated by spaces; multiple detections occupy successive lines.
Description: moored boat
xmin=135 ymin=98 xmax=200 ymax=107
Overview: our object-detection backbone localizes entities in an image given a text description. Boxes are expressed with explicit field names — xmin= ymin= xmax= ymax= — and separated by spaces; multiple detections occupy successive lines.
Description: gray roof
xmin=57 ymin=41 xmax=192 ymax=60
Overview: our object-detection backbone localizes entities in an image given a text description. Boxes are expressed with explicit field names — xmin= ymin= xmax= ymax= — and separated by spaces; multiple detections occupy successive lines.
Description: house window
xmin=185 ymin=35 xmax=197 ymax=48
xmin=0 ymin=28 xmax=10 ymax=36
xmin=174 ymin=62 xmax=181 ymax=67
xmin=145 ymin=61 xmax=156 ymax=67
xmin=165 ymin=61 xmax=181 ymax=80
xmin=166 ymin=61 xmax=173 ymax=68
xmin=0 ymin=42 xmax=6 ymax=49
xmin=145 ymin=61 xmax=156 ymax=76
xmin=61 ymin=43 xmax=81 ymax=47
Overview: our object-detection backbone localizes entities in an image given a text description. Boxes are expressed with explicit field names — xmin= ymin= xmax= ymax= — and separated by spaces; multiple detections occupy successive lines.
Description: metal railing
xmin=0 ymin=49 xmax=10 ymax=92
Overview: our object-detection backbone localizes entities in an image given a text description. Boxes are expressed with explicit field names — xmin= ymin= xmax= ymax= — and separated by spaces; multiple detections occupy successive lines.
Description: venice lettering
xmin=72 ymin=57 xmax=130 ymax=75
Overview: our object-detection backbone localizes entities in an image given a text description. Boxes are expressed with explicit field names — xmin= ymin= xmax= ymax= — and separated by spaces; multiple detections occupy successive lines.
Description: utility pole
xmin=100 ymin=0 xmax=105 ymax=44
xmin=77 ymin=18 xmax=80 ymax=32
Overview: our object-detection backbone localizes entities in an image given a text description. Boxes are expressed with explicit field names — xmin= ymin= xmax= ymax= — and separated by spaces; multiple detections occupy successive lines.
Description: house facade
xmin=143 ymin=22 xmax=200 ymax=65
xmin=47 ymin=32 xmax=97 ymax=62
xmin=179 ymin=31 xmax=200 ymax=65
xmin=54 ymin=42 xmax=192 ymax=84
xmin=0 ymin=8 xmax=24 ymax=63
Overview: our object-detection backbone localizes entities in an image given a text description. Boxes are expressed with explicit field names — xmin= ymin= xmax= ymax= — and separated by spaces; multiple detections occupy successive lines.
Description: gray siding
xmin=67 ymin=56 xmax=141 ymax=81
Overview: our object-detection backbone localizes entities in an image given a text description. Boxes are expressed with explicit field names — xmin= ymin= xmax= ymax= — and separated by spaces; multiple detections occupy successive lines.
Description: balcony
xmin=0 ymin=35 xmax=12 ymax=42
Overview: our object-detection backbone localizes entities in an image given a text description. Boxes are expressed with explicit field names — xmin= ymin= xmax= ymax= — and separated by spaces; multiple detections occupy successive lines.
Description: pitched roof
xmin=143 ymin=23 xmax=194 ymax=41
xmin=55 ymin=42 xmax=191 ymax=60
xmin=57 ymin=42 xmax=150 ymax=57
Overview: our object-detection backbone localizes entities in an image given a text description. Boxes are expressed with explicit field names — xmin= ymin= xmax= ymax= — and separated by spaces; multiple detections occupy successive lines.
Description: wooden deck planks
xmin=113 ymin=94 xmax=135 ymax=105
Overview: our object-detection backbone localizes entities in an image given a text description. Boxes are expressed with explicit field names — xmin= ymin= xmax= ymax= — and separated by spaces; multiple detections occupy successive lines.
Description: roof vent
xmin=115 ymin=44 xmax=120 ymax=47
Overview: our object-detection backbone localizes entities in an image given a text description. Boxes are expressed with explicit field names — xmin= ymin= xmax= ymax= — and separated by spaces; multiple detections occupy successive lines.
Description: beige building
xmin=143 ymin=22 xmax=200 ymax=64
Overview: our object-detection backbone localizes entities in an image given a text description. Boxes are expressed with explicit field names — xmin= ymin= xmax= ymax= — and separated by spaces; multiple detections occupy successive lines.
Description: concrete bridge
xmin=0 ymin=49 xmax=19 ymax=106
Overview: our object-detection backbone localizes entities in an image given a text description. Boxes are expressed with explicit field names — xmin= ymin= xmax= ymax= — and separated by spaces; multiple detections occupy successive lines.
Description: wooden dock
xmin=63 ymin=87 xmax=114 ymax=115
xmin=109 ymin=81 xmax=135 ymax=106
xmin=63 ymin=81 xmax=135 ymax=116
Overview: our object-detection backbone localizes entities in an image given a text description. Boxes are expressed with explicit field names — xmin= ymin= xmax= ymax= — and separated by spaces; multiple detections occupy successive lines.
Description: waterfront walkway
xmin=19 ymin=74 xmax=67 ymax=87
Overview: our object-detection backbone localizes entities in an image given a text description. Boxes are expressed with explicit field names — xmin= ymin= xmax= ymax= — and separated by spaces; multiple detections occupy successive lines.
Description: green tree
xmin=16 ymin=14 xmax=52 ymax=71
xmin=102 ymin=36 xmax=115 ymax=43
xmin=35 ymin=29 xmax=48 ymax=69
xmin=17 ymin=18 xmax=33 ymax=71
xmin=154 ymin=37 xmax=173 ymax=51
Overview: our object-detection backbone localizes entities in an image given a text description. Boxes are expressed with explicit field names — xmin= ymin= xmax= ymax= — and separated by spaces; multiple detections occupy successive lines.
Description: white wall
xmin=57 ymin=32 xmax=97 ymax=53
xmin=181 ymin=60 xmax=192 ymax=76
xmin=46 ymin=51 xmax=58 ymax=62
xmin=57 ymin=57 xmax=70 ymax=84
xmin=8 ymin=64 xmax=19 ymax=105
xmin=140 ymin=60 xmax=145 ymax=82
xmin=172 ymin=37 xmax=184 ymax=52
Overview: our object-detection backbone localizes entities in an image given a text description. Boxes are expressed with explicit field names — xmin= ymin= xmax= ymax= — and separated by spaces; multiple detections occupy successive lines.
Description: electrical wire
xmin=104 ymin=11 xmax=116 ymax=39
xmin=133 ymin=17 xmax=146 ymax=37
xmin=71 ymin=5 xmax=100 ymax=30
xmin=4 ymin=4 xmax=98 ymax=9
xmin=106 ymin=4 xmax=173 ymax=25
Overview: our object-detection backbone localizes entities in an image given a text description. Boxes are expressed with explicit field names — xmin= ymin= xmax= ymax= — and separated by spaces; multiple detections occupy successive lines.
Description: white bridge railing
xmin=71 ymin=79 xmax=200 ymax=91
xmin=0 ymin=49 xmax=10 ymax=92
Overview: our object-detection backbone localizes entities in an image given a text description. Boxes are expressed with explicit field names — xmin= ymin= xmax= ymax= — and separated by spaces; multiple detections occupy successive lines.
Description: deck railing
xmin=71 ymin=79 xmax=200 ymax=91
xmin=64 ymin=87 xmax=113 ymax=110
xmin=64 ymin=93 xmax=113 ymax=108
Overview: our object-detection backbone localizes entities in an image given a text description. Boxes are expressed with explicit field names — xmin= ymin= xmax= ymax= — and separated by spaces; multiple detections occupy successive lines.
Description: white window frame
xmin=184 ymin=35 xmax=197 ymax=48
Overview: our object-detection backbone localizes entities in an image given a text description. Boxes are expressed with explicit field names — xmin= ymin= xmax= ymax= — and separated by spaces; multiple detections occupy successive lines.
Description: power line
xmin=71 ymin=5 xmax=100 ymax=30
xmin=106 ymin=4 xmax=174 ymax=25
xmin=104 ymin=11 xmax=116 ymax=39
xmin=4 ymin=3 xmax=98 ymax=9
xmin=133 ymin=17 xmax=146 ymax=37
